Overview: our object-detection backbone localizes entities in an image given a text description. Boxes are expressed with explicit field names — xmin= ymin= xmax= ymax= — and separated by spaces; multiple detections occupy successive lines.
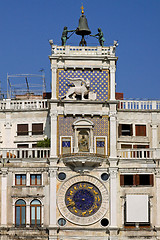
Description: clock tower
xmin=48 ymin=7 xmax=118 ymax=240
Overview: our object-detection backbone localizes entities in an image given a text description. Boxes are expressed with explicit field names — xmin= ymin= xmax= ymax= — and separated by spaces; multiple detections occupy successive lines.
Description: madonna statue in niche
xmin=78 ymin=130 xmax=89 ymax=152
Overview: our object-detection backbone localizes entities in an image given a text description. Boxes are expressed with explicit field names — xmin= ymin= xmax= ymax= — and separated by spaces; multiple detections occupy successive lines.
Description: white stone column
xmin=49 ymin=169 xmax=57 ymax=227
xmin=109 ymin=110 xmax=117 ymax=158
xmin=4 ymin=113 xmax=12 ymax=148
xmin=151 ymin=124 xmax=158 ymax=149
xmin=26 ymin=172 xmax=30 ymax=186
xmin=1 ymin=168 xmax=8 ymax=227
xmin=74 ymin=128 xmax=79 ymax=153
xmin=50 ymin=111 xmax=57 ymax=158
xmin=28 ymin=123 xmax=32 ymax=136
xmin=109 ymin=168 xmax=118 ymax=228
xmin=155 ymin=170 xmax=160 ymax=227
xmin=51 ymin=66 xmax=57 ymax=100
xmin=109 ymin=63 xmax=116 ymax=101
xmin=90 ymin=128 xmax=94 ymax=153
xmin=26 ymin=202 xmax=30 ymax=227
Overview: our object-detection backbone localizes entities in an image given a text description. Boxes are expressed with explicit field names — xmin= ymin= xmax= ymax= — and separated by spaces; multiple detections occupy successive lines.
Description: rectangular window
xmin=135 ymin=125 xmax=146 ymax=136
xmin=120 ymin=174 xmax=153 ymax=187
xmin=15 ymin=174 xmax=26 ymax=186
xmin=30 ymin=174 xmax=41 ymax=185
xmin=118 ymin=124 xmax=133 ymax=136
xmin=32 ymin=144 xmax=37 ymax=148
xmin=138 ymin=174 xmax=153 ymax=186
xmin=96 ymin=137 xmax=105 ymax=155
xmin=121 ymin=144 xmax=132 ymax=149
xmin=61 ymin=137 xmax=71 ymax=155
xmin=17 ymin=124 xmax=28 ymax=136
xmin=32 ymin=123 xmax=43 ymax=135
xmin=120 ymin=175 xmax=134 ymax=186
xmin=17 ymin=144 xmax=29 ymax=148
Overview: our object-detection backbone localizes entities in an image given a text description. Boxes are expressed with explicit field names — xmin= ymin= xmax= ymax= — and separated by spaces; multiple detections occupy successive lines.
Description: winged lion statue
xmin=60 ymin=77 xmax=90 ymax=100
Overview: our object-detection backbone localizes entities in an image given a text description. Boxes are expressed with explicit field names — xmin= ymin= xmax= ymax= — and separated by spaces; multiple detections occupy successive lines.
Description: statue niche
xmin=78 ymin=130 xmax=89 ymax=152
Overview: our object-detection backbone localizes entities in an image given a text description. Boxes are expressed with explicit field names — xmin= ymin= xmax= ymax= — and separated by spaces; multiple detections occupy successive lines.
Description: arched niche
xmin=73 ymin=119 xmax=94 ymax=153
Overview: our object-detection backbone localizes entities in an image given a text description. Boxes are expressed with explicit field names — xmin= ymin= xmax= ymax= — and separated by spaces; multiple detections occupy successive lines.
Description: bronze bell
xmin=76 ymin=6 xmax=91 ymax=46
xmin=76 ymin=14 xmax=91 ymax=36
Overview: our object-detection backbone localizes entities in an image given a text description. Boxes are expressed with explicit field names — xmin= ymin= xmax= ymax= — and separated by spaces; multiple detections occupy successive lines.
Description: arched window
xmin=15 ymin=199 xmax=26 ymax=227
xmin=30 ymin=199 xmax=41 ymax=226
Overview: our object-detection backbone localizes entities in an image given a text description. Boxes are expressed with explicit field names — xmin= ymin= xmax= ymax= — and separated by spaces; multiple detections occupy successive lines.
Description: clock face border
xmin=57 ymin=175 xmax=109 ymax=226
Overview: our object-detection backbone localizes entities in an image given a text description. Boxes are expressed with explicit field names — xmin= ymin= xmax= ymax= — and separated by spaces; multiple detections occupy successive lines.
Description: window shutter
xmin=118 ymin=124 xmax=122 ymax=137
xmin=32 ymin=123 xmax=43 ymax=135
xmin=135 ymin=125 xmax=146 ymax=136
xmin=120 ymin=175 xmax=124 ymax=186
xmin=130 ymin=124 xmax=133 ymax=136
xmin=150 ymin=174 xmax=154 ymax=186
xmin=133 ymin=175 xmax=137 ymax=186
xmin=135 ymin=175 xmax=140 ymax=186
xmin=17 ymin=124 xmax=28 ymax=135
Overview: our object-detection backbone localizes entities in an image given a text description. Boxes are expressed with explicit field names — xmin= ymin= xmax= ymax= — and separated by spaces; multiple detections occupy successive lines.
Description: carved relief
xmin=4 ymin=121 xmax=12 ymax=129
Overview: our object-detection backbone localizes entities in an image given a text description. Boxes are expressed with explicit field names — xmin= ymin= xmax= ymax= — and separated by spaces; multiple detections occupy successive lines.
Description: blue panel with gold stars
xmin=57 ymin=69 xmax=109 ymax=101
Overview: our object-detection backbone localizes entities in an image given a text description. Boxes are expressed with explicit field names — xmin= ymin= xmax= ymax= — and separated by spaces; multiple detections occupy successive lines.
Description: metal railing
xmin=118 ymin=100 xmax=160 ymax=110
xmin=0 ymin=148 xmax=50 ymax=159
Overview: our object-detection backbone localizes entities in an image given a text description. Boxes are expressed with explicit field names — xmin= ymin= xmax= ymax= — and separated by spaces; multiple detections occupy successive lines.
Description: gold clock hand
xmin=67 ymin=201 xmax=75 ymax=207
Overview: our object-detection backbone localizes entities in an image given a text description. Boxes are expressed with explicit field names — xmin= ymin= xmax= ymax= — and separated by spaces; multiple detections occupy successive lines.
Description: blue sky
xmin=0 ymin=0 xmax=160 ymax=99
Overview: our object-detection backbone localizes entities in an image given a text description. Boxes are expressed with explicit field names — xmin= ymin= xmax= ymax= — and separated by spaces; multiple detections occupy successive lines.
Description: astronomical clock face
xmin=57 ymin=175 xmax=109 ymax=225
xmin=65 ymin=182 xmax=102 ymax=217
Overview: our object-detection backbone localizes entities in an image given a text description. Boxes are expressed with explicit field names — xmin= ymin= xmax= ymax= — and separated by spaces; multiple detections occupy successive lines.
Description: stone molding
xmin=109 ymin=168 xmax=118 ymax=179
xmin=109 ymin=66 xmax=116 ymax=72
xmin=0 ymin=168 xmax=8 ymax=176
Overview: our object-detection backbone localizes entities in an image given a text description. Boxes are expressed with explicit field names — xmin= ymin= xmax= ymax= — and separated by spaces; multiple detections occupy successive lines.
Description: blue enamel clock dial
xmin=65 ymin=182 xmax=102 ymax=217
xmin=73 ymin=189 xmax=94 ymax=210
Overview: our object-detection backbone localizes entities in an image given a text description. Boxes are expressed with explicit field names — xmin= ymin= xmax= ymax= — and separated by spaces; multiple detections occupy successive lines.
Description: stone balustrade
xmin=0 ymin=148 xmax=50 ymax=159
xmin=118 ymin=148 xmax=155 ymax=159
xmin=0 ymin=99 xmax=49 ymax=110
xmin=51 ymin=45 xmax=116 ymax=57
xmin=118 ymin=100 xmax=160 ymax=110
xmin=0 ymin=147 xmax=159 ymax=160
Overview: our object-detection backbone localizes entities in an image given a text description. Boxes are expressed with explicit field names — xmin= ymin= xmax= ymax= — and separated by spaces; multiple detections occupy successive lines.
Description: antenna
xmin=25 ymin=77 xmax=29 ymax=94
xmin=7 ymin=73 xmax=45 ymax=99
xmin=39 ymin=68 xmax=46 ymax=93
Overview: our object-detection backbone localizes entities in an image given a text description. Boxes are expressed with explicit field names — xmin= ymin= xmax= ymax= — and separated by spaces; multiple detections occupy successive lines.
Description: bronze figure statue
xmin=91 ymin=28 xmax=105 ymax=47
xmin=61 ymin=26 xmax=75 ymax=46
